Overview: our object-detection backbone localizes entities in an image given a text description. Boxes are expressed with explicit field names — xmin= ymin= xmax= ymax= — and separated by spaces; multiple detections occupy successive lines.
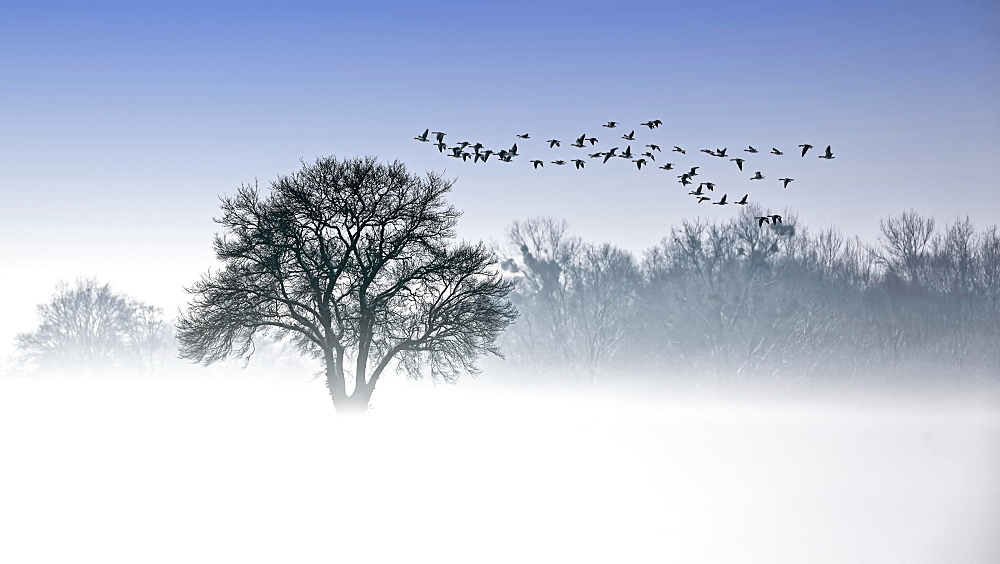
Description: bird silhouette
xmin=712 ymin=194 xmax=728 ymax=205
xmin=589 ymin=152 xmax=603 ymax=158
xmin=697 ymin=196 xmax=711 ymax=203
xmin=799 ymin=144 xmax=813 ymax=157
xmin=757 ymin=216 xmax=771 ymax=227
xmin=750 ymin=171 xmax=764 ymax=180
xmin=415 ymin=129 xmax=430 ymax=142
xmin=687 ymin=166 xmax=699 ymax=176
xmin=621 ymin=145 xmax=633 ymax=159
xmin=603 ymin=122 xmax=618 ymax=128
xmin=731 ymin=158 xmax=745 ymax=170
xmin=679 ymin=175 xmax=693 ymax=186
xmin=640 ymin=120 xmax=659 ymax=129
xmin=633 ymin=158 xmax=647 ymax=170
xmin=530 ymin=160 xmax=544 ymax=168
xmin=647 ymin=144 xmax=661 ymax=151
xmin=745 ymin=146 xmax=758 ymax=153
xmin=547 ymin=139 xmax=561 ymax=148
xmin=735 ymin=194 xmax=748 ymax=205
xmin=771 ymin=147 xmax=783 ymax=155
xmin=715 ymin=148 xmax=728 ymax=157
xmin=586 ymin=137 xmax=598 ymax=145
xmin=770 ymin=214 xmax=783 ymax=223
xmin=689 ymin=185 xmax=704 ymax=196
xmin=572 ymin=159 xmax=586 ymax=169
xmin=818 ymin=145 xmax=835 ymax=159
xmin=551 ymin=160 xmax=566 ymax=165
xmin=699 ymin=182 xmax=715 ymax=191
xmin=673 ymin=146 xmax=686 ymax=154
xmin=433 ymin=131 xmax=446 ymax=143
xmin=700 ymin=149 xmax=714 ymax=155
xmin=779 ymin=178 xmax=793 ymax=189
xmin=516 ymin=133 xmax=530 ymax=139
xmin=435 ymin=142 xmax=447 ymax=152
xmin=641 ymin=151 xmax=656 ymax=160
xmin=603 ymin=148 xmax=619 ymax=163
xmin=659 ymin=163 xmax=674 ymax=170
xmin=622 ymin=130 xmax=635 ymax=140
xmin=509 ymin=143 xmax=519 ymax=156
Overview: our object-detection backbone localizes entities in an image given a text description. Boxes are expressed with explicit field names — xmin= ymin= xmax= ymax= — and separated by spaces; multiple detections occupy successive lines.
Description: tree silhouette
xmin=177 ymin=156 xmax=517 ymax=414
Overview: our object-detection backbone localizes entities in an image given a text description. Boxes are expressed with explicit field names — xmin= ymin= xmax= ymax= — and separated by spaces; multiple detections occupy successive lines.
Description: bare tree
xmin=15 ymin=278 xmax=173 ymax=375
xmin=176 ymin=156 xmax=517 ymax=414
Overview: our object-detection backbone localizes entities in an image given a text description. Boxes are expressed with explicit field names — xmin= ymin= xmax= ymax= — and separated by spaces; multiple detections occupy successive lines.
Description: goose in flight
xmin=414 ymin=129 xmax=430 ymax=142
xmin=659 ymin=163 xmax=674 ymax=170
xmin=432 ymin=131 xmax=446 ymax=143
xmin=530 ymin=160 xmax=544 ymax=168
xmin=622 ymin=130 xmax=635 ymax=140
xmin=586 ymin=137 xmax=599 ymax=145
xmin=735 ymin=194 xmax=748 ymax=205
xmin=603 ymin=148 xmax=619 ymax=163
xmin=679 ymin=175 xmax=693 ymax=186
xmin=621 ymin=145 xmax=633 ymax=159
xmin=731 ymin=158 xmax=745 ymax=170
xmin=799 ymin=144 xmax=813 ymax=157
xmin=471 ymin=142 xmax=484 ymax=154
xmin=646 ymin=144 xmax=661 ymax=151
xmin=641 ymin=151 xmax=656 ymax=160
xmin=687 ymin=166 xmax=699 ymax=176
xmin=770 ymin=214 xmax=783 ymax=224
xmin=547 ymin=139 xmax=561 ymax=148
xmin=516 ymin=133 xmax=530 ymax=139
xmin=700 ymin=149 xmax=714 ymax=155
xmin=699 ymin=182 xmax=715 ymax=191
xmin=603 ymin=121 xmax=618 ymax=128
xmin=633 ymin=158 xmax=647 ymax=170
xmin=509 ymin=143 xmax=519 ymax=156
xmin=571 ymin=138 xmax=586 ymax=148
xmin=551 ymin=160 xmax=567 ymax=165
xmin=435 ymin=142 xmax=448 ymax=152
xmin=474 ymin=150 xmax=493 ymax=162
xmin=689 ymin=185 xmax=705 ymax=196
xmin=449 ymin=147 xmax=463 ymax=158
xmin=640 ymin=120 xmax=658 ymax=129
xmin=745 ymin=146 xmax=758 ymax=153
xmin=712 ymin=194 xmax=728 ymax=205
xmin=756 ymin=216 xmax=771 ymax=227
xmin=697 ymin=196 xmax=711 ymax=203
xmin=714 ymin=148 xmax=728 ymax=157
xmin=750 ymin=171 xmax=764 ymax=180
xmin=818 ymin=145 xmax=835 ymax=159
xmin=572 ymin=159 xmax=586 ymax=169
xmin=771 ymin=147 xmax=783 ymax=155
xmin=673 ymin=146 xmax=686 ymax=154
xmin=779 ymin=178 xmax=794 ymax=189
xmin=588 ymin=152 xmax=603 ymax=158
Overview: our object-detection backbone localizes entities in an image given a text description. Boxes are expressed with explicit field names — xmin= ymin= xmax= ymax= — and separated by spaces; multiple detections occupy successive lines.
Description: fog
xmin=1 ymin=368 xmax=997 ymax=563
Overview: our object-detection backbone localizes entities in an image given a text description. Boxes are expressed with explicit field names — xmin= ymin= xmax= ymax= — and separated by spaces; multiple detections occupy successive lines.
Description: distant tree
xmin=15 ymin=278 xmax=174 ymax=375
xmin=176 ymin=156 xmax=517 ymax=414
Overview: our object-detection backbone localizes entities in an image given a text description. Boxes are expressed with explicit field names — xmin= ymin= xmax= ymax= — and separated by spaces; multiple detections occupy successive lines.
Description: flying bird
xmin=673 ymin=146 xmax=686 ymax=154
xmin=659 ymin=163 xmax=674 ymax=170
xmin=547 ymin=139 xmax=561 ymax=148
xmin=516 ymin=133 xmax=530 ymax=138
xmin=646 ymin=144 xmax=661 ymax=151
xmin=622 ymin=130 xmax=635 ymax=140
xmin=572 ymin=159 xmax=586 ymax=169
xmin=620 ymin=145 xmax=633 ymax=159
xmin=586 ymin=137 xmax=599 ymax=145
xmin=771 ymin=147 xmax=783 ymax=155
xmin=689 ymin=186 xmax=704 ymax=196
xmin=435 ymin=142 xmax=447 ymax=152
xmin=509 ymin=143 xmax=519 ymax=156
xmin=699 ymin=182 xmax=715 ymax=191
xmin=770 ymin=215 xmax=783 ymax=224
xmin=433 ymin=131 xmax=446 ymax=143
xmin=750 ymin=171 xmax=764 ymax=180
xmin=697 ymin=196 xmax=711 ymax=203
xmin=603 ymin=122 xmax=618 ymax=128
xmin=414 ymin=129 xmax=430 ymax=142
xmin=530 ymin=160 xmax=544 ymax=168
xmin=819 ymin=145 xmax=835 ymax=159
xmin=633 ymin=158 xmax=647 ymax=170
xmin=745 ymin=146 xmax=758 ymax=153
xmin=641 ymin=151 xmax=656 ymax=160
xmin=779 ymin=178 xmax=794 ymax=189
xmin=731 ymin=158 xmax=745 ymax=170
xmin=735 ymin=194 xmax=748 ymax=205
xmin=799 ymin=144 xmax=813 ymax=157
xmin=712 ymin=194 xmax=728 ymax=205
xmin=551 ymin=160 xmax=566 ymax=165
xmin=687 ymin=166 xmax=699 ymax=176
xmin=603 ymin=148 xmax=619 ymax=163
xmin=757 ymin=216 xmax=771 ymax=227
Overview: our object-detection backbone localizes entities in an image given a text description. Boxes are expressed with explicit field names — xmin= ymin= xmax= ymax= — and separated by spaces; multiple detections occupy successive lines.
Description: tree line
xmin=494 ymin=208 xmax=1000 ymax=387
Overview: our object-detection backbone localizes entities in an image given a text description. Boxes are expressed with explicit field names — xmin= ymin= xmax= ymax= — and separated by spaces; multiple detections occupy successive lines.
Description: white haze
xmin=0 ymin=367 xmax=997 ymax=563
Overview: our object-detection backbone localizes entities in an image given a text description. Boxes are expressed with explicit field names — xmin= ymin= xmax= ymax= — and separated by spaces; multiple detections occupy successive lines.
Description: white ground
xmin=0 ymin=375 xmax=997 ymax=563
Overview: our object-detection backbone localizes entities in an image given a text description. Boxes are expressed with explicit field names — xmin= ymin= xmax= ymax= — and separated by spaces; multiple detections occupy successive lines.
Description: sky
xmin=2 ymin=0 xmax=999 ymax=356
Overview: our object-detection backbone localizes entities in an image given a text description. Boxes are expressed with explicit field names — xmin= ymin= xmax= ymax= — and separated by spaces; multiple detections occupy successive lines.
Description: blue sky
xmin=2 ymin=0 xmax=998 ymax=354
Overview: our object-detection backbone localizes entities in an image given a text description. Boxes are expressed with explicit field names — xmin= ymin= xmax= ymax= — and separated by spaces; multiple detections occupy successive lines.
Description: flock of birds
xmin=414 ymin=120 xmax=835 ymax=228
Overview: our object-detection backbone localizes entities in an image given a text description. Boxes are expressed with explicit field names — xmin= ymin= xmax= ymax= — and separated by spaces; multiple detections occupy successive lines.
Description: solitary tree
xmin=177 ymin=156 xmax=517 ymax=414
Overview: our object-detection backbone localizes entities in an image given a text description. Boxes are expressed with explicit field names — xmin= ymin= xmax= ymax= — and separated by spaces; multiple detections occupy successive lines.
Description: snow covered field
xmin=0 ymin=376 xmax=997 ymax=563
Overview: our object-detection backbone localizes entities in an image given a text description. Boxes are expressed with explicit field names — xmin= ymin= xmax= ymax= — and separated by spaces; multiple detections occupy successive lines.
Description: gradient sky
xmin=2 ymin=0 xmax=999 ymax=356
